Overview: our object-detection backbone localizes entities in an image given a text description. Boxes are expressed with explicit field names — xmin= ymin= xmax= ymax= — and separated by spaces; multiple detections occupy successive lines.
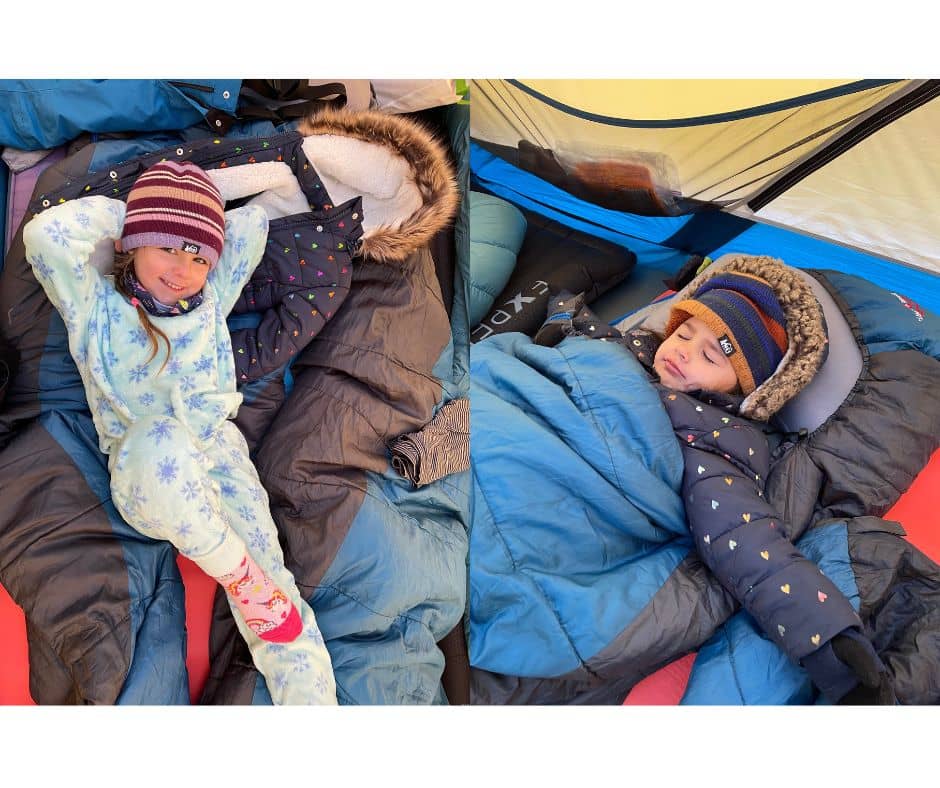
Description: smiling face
xmin=128 ymin=245 xmax=211 ymax=304
xmin=653 ymin=316 xmax=739 ymax=394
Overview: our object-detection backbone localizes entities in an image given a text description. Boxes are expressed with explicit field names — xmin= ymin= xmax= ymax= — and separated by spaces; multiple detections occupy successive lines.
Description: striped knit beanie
xmin=120 ymin=161 xmax=225 ymax=268
xmin=664 ymin=272 xmax=788 ymax=395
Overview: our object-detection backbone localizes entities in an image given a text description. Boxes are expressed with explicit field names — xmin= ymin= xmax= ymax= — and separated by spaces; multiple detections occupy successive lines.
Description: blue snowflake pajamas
xmin=24 ymin=195 xmax=336 ymax=705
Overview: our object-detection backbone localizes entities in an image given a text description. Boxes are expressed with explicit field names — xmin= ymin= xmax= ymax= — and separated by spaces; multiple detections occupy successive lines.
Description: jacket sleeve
xmin=22 ymin=195 xmax=121 ymax=318
xmin=661 ymin=389 xmax=863 ymax=666
xmin=229 ymin=285 xmax=350 ymax=383
xmin=206 ymin=204 xmax=269 ymax=317
xmin=227 ymin=208 xmax=356 ymax=384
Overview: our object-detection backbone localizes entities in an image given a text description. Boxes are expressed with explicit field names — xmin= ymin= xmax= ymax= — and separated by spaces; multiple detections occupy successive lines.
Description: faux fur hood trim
xmin=669 ymin=254 xmax=828 ymax=421
xmin=297 ymin=108 xmax=459 ymax=264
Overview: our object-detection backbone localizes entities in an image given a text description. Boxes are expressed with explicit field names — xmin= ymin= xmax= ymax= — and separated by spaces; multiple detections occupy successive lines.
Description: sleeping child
xmin=537 ymin=255 xmax=896 ymax=704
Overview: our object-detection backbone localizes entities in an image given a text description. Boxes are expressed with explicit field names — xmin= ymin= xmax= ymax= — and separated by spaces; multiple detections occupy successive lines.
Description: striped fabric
xmin=389 ymin=398 xmax=470 ymax=487
xmin=120 ymin=161 xmax=225 ymax=268
xmin=666 ymin=272 xmax=788 ymax=394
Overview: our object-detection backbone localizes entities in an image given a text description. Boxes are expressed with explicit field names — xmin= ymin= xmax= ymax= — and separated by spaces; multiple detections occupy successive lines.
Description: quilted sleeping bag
xmin=0 ymin=108 xmax=469 ymax=705
xmin=469 ymin=256 xmax=940 ymax=705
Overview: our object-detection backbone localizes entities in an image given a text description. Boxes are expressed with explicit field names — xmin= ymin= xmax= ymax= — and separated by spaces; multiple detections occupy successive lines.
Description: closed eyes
xmin=679 ymin=331 xmax=718 ymax=364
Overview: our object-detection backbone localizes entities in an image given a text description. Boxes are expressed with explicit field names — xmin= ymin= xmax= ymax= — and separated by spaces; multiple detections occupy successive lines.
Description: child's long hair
xmin=112 ymin=250 xmax=171 ymax=373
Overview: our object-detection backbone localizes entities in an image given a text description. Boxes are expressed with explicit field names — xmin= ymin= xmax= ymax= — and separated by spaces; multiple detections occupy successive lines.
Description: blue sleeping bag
xmin=469 ymin=298 xmax=940 ymax=705
xmin=470 ymin=333 xmax=686 ymax=677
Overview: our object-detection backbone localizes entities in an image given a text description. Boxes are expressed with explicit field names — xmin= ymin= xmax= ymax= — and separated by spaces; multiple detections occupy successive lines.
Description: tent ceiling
xmin=752 ymin=96 xmax=940 ymax=275
xmin=470 ymin=79 xmax=940 ymax=277
xmin=470 ymin=79 xmax=909 ymax=206
xmin=503 ymin=79 xmax=859 ymax=120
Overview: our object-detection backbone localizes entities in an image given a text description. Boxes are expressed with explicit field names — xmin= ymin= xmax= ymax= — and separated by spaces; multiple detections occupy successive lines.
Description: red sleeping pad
xmin=0 ymin=556 xmax=216 ymax=705
xmin=3 ymin=450 xmax=937 ymax=704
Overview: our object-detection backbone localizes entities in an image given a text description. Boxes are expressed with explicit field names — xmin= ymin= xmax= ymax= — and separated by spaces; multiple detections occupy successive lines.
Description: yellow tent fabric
xmin=471 ymin=80 xmax=908 ymax=202
xmin=470 ymin=79 xmax=940 ymax=274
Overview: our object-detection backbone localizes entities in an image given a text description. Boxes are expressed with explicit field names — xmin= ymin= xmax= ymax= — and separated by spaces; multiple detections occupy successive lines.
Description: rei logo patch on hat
xmin=120 ymin=160 xmax=225 ymax=269
xmin=718 ymin=334 xmax=736 ymax=356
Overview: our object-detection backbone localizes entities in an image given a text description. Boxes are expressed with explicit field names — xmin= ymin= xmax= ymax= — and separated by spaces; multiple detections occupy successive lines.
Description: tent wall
xmin=471 ymin=142 xmax=940 ymax=316
xmin=469 ymin=79 xmax=907 ymax=206
xmin=752 ymin=95 xmax=940 ymax=275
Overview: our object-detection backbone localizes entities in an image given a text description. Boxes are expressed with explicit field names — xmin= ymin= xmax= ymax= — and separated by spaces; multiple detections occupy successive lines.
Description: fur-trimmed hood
xmin=297 ymin=108 xmax=459 ymax=264
xmin=19 ymin=110 xmax=458 ymax=273
xmin=666 ymin=254 xmax=828 ymax=421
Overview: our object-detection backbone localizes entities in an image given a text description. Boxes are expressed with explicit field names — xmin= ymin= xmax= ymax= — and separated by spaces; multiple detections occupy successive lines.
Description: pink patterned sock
xmin=215 ymin=553 xmax=303 ymax=643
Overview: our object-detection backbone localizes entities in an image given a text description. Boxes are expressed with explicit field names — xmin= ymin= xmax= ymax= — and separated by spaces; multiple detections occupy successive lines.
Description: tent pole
xmin=745 ymin=79 xmax=940 ymax=212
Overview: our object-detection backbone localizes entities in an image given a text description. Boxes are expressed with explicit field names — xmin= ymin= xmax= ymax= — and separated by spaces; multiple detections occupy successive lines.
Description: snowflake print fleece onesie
xmin=24 ymin=194 xmax=336 ymax=705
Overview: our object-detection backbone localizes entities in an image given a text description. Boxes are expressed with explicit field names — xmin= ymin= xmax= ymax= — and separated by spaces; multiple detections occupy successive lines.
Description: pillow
xmin=467 ymin=191 xmax=527 ymax=327
xmin=473 ymin=208 xmax=636 ymax=342
xmin=773 ymin=271 xmax=862 ymax=434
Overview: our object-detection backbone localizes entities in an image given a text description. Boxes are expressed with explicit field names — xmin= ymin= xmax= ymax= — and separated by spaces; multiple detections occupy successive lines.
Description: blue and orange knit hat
xmin=665 ymin=272 xmax=789 ymax=395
